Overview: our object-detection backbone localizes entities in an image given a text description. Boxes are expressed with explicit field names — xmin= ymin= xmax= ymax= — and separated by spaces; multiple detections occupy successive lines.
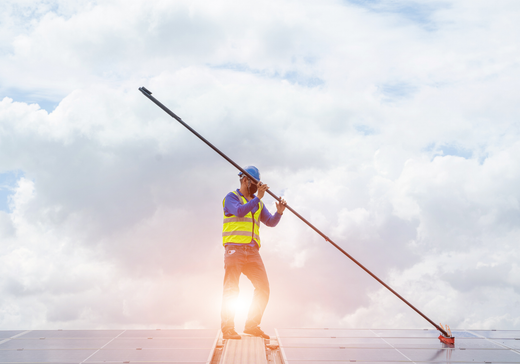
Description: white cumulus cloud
xmin=1 ymin=0 xmax=520 ymax=332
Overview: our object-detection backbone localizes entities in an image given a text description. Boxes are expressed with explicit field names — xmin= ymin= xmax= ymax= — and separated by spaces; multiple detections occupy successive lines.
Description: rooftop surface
xmin=1 ymin=328 xmax=520 ymax=363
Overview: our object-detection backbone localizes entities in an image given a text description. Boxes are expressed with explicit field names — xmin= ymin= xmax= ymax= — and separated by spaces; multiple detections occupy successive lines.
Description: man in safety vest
xmin=221 ymin=166 xmax=286 ymax=340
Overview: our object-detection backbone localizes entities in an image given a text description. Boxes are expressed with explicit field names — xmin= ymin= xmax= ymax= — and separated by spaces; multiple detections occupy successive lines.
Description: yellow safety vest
xmin=222 ymin=191 xmax=264 ymax=247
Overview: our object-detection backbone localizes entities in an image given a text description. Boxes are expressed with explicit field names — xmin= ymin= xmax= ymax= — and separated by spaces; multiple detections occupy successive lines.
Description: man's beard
xmin=248 ymin=183 xmax=258 ymax=194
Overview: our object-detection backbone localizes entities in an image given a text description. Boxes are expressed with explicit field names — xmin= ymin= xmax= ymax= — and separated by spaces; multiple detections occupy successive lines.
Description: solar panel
xmin=0 ymin=329 xmax=219 ymax=364
xmin=275 ymin=328 xmax=520 ymax=363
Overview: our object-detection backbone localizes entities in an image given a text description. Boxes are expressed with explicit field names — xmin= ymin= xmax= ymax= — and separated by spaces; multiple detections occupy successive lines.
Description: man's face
xmin=245 ymin=177 xmax=258 ymax=194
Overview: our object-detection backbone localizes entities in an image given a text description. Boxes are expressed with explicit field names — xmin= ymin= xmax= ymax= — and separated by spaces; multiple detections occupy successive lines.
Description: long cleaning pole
xmin=138 ymin=86 xmax=450 ymax=338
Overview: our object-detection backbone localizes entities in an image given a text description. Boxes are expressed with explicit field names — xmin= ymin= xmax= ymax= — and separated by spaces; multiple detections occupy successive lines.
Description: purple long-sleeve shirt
xmin=223 ymin=189 xmax=282 ymax=247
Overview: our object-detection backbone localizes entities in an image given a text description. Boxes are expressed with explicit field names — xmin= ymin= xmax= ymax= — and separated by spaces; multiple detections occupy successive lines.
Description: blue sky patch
xmin=3 ymin=88 xmax=61 ymax=113
xmin=440 ymin=144 xmax=473 ymax=159
xmin=284 ymin=71 xmax=324 ymax=88
xmin=378 ymin=81 xmax=418 ymax=101
xmin=10 ymin=1 xmax=63 ymax=25
xmin=425 ymin=143 xmax=473 ymax=160
xmin=0 ymin=170 xmax=24 ymax=212
xmin=345 ymin=0 xmax=441 ymax=30
xmin=355 ymin=124 xmax=376 ymax=136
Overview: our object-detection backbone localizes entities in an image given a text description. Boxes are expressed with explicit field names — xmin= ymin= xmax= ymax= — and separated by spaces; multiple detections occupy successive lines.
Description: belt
xmin=225 ymin=244 xmax=259 ymax=250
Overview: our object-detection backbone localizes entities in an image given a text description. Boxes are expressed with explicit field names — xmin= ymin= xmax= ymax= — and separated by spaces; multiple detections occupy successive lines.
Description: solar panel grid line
xmin=101 ymin=337 xmax=217 ymax=350
xmin=275 ymin=329 xmax=290 ymax=364
xmin=18 ymin=330 xmax=128 ymax=339
xmin=86 ymin=348 xmax=223 ymax=363
xmin=369 ymin=329 xmax=417 ymax=364
xmin=281 ymin=346 xmax=399 ymax=349
xmin=118 ymin=329 xmax=218 ymax=338
xmin=79 ymin=329 xmax=126 ymax=363
xmin=0 ymin=330 xmax=31 ymax=346
xmin=277 ymin=338 xmax=422 ymax=349
xmin=281 ymin=345 xmax=516 ymax=351
xmin=275 ymin=328 xmax=380 ymax=339
xmin=2 ymin=338 xmax=125 ymax=351
xmin=467 ymin=330 xmax=520 ymax=357
xmin=383 ymin=338 xmax=502 ymax=350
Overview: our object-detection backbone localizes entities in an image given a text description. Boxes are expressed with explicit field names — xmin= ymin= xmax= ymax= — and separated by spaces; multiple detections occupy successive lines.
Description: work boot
xmin=243 ymin=326 xmax=270 ymax=339
xmin=223 ymin=329 xmax=241 ymax=340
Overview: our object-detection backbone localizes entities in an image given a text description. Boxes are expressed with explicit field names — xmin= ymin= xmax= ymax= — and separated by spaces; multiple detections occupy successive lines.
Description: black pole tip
xmin=139 ymin=87 xmax=152 ymax=95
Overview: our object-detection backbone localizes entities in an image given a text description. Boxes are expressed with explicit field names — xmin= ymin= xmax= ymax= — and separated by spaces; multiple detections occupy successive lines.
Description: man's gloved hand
xmin=276 ymin=198 xmax=287 ymax=215
xmin=257 ymin=182 xmax=269 ymax=199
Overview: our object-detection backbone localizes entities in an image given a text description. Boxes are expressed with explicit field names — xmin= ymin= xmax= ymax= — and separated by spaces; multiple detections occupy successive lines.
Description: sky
xmin=1 ymin=0 xmax=520 ymax=333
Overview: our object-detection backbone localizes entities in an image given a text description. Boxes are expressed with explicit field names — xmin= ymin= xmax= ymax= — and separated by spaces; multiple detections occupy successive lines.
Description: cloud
xmin=1 ymin=0 xmax=520 ymax=332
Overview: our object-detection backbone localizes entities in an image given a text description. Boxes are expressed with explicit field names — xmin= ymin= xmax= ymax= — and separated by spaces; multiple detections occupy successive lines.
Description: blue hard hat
xmin=238 ymin=166 xmax=260 ymax=181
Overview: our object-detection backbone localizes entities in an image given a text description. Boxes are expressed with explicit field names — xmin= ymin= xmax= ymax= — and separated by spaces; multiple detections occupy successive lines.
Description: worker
xmin=221 ymin=166 xmax=287 ymax=340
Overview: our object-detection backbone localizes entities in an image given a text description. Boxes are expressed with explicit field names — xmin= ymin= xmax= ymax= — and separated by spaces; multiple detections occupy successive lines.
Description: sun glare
xmin=232 ymin=295 xmax=251 ymax=317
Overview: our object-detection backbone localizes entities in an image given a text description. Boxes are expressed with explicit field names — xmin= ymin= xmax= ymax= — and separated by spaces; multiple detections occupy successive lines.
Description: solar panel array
xmin=0 ymin=329 xmax=219 ymax=364
xmin=2 ymin=328 xmax=520 ymax=363
xmin=275 ymin=328 xmax=520 ymax=363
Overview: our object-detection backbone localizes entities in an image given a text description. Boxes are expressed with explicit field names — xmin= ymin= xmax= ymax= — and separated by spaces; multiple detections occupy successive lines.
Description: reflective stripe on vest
xmin=222 ymin=191 xmax=263 ymax=246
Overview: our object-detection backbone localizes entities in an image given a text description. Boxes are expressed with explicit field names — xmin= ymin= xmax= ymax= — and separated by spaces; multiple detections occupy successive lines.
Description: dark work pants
xmin=221 ymin=244 xmax=270 ymax=332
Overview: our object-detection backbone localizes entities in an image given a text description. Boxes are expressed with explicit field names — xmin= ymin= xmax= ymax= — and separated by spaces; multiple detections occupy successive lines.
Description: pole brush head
xmin=438 ymin=334 xmax=455 ymax=345
xmin=438 ymin=323 xmax=455 ymax=345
